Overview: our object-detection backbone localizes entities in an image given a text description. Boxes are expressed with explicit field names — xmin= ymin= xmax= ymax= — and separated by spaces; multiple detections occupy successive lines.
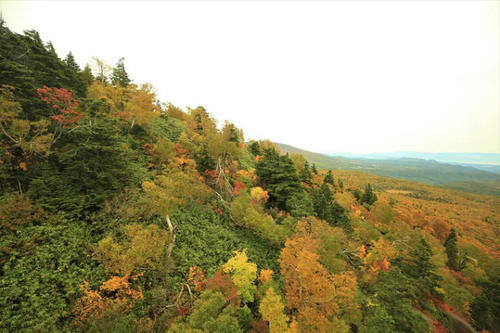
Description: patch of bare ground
xmin=386 ymin=189 xmax=412 ymax=195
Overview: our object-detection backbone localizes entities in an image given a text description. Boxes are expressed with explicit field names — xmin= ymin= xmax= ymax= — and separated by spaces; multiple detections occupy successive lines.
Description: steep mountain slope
xmin=1 ymin=24 xmax=499 ymax=333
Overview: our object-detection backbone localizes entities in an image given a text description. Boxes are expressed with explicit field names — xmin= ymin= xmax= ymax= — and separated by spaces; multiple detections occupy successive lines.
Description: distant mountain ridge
xmin=276 ymin=143 xmax=500 ymax=196
xmin=329 ymin=151 xmax=500 ymax=166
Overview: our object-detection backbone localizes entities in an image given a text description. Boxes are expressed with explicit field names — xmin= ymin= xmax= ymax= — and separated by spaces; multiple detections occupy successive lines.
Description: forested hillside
xmin=278 ymin=143 xmax=500 ymax=196
xmin=1 ymin=23 xmax=499 ymax=333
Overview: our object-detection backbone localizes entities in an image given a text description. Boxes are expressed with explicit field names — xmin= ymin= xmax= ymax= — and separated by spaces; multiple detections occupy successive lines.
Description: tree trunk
xmin=165 ymin=215 xmax=176 ymax=263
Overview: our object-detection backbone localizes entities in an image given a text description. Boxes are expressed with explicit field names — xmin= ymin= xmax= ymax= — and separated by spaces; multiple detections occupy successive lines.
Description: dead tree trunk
xmin=165 ymin=215 xmax=176 ymax=263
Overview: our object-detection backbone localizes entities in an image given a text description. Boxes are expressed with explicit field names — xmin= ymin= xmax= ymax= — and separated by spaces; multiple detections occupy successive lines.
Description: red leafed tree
xmin=37 ymin=86 xmax=83 ymax=128
xmin=205 ymin=270 xmax=241 ymax=307
xmin=233 ymin=180 xmax=246 ymax=196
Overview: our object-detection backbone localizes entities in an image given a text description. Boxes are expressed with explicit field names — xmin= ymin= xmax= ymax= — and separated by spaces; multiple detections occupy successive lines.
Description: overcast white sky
xmin=1 ymin=1 xmax=499 ymax=154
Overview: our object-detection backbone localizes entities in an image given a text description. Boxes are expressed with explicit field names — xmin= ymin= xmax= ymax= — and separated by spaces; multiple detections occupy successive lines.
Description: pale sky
xmin=1 ymin=0 xmax=499 ymax=154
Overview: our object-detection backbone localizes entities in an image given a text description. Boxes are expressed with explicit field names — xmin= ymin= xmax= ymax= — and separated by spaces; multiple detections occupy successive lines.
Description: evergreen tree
xmin=444 ymin=228 xmax=459 ymax=271
xmin=195 ymin=144 xmax=216 ymax=174
xmin=45 ymin=41 xmax=57 ymax=57
xmin=28 ymin=112 xmax=141 ymax=215
xmin=470 ymin=277 xmax=500 ymax=333
xmin=338 ymin=179 xmax=344 ymax=192
xmin=111 ymin=57 xmax=131 ymax=87
xmin=311 ymin=163 xmax=318 ymax=174
xmin=248 ymin=141 xmax=261 ymax=156
xmin=312 ymin=183 xmax=333 ymax=221
xmin=375 ymin=268 xmax=430 ymax=333
xmin=311 ymin=183 xmax=353 ymax=234
xmin=361 ymin=184 xmax=377 ymax=206
xmin=256 ymin=149 xmax=301 ymax=211
xmin=300 ymin=160 xmax=312 ymax=184
xmin=361 ymin=306 xmax=396 ymax=333
xmin=0 ymin=26 xmax=74 ymax=119
xmin=223 ymin=122 xmax=241 ymax=143
xmin=63 ymin=51 xmax=87 ymax=96
xmin=405 ymin=238 xmax=442 ymax=299
xmin=81 ymin=64 xmax=94 ymax=91
xmin=64 ymin=51 xmax=80 ymax=72
xmin=23 ymin=31 xmax=72 ymax=90
xmin=353 ymin=189 xmax=362 ymax=202
xmin=286 ymin=191 xmax=314 ymax=217
xmin=323 ymin=170 xmax=334 ymax=185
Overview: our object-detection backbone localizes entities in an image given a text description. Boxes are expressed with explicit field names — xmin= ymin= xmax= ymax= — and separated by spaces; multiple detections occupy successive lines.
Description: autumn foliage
xmin=1 ymin=26 xmax=498 ymax=333
xmin=280 ymin=220 xmax=342 ymax=331
xmin=37 ymin=86 xmax=83 ymax=127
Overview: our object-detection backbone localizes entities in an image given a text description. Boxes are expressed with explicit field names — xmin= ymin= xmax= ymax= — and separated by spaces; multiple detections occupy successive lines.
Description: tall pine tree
xmin=405 ymin=238 xmax=442 ymax=299
xmin=323 ymin=170 xmax=334 ymax=185
xmin=300 ymin=160 xmax=312 ymax=184
xmin=111 ymin=57 xmax=131 ymax=87
xmin=311 ymin=163 xmax=318 ymax=174
xmin=63 ymin=52 xmax=87 ymax=96
xmin=361 ymin=184 xmax=377 ymax=206
xmin=81 ymin=64 xmax=94 ymax=90
xmin=256 ymin=149 xmax=301 ymax=211
xmin=444 ymin=228 xmax=459 ymax=271
xmin=64 ymin=51 xmax=80 ymax=72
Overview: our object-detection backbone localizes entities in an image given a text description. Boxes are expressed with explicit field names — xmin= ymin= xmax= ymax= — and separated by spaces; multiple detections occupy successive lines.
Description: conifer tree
xmin=64 ymin=52 xmax=80 ymax=72
xmin=444 ymin=228 xmax=459 ymax=271
xmin=312 ymin=183 xmax=333 ymax=221
xmin=407 ymin=238 xmax=441 ymax=298
xmin=361 ymin=306 xmax=396 ymax=333
xmin=248 ymin=141 xmax=261 ymax=156
xmin=353 ymin=189 xmax=362 ymax=202
xmin=63 ymin=52 xmax=87 ymax=96
xmin=361 ymin=184 xmax=377 ymax=206
xmin=470 ymin=277 xmax=500 ymax=333
xmin=323 ymin=170 xmax=334 ymax=185
xmin=311 ymin=183 xmax=352 ymax=233
xmin=81 ymin=64 xmax=94 ymax=89
xmin=311 ymin=163 xmax=318 ymax=174
xmin=256 ymin=149 xmax=301 ymax=211
xmin=111 ymin=57 xmax=131 ymax=87
xmin=300 ymin=160 xmax=312 ymax=184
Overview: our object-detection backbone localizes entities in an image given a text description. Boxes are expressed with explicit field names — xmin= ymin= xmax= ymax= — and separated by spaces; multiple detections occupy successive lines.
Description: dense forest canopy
xmin=0 ymin=23 xmax=499 ymax=333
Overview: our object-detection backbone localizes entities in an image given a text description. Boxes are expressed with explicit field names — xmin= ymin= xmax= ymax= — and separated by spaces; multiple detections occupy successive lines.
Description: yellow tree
xmin=363 ymin=237 xmax=398 ymax=273
xmin=258 ymin=139 xmax=281 ymax=153
xmin=87 ymin=81 xmax=159 ymax=128
xmin=280 ymin=220 xmax=340 ymax=332
xmin=95 ymin=223 xmax=167 ymax=276
xmin=289 ymin=153 xmax=307 ymax=176
xmin=122 ymin=83 xmax=159 ymax=127
xmin=87 ymin=81 xmax=128 ymax=112
xmin=260 ymin=287 xmax=289 ymax=333
xmin=250 ymin=186 xmax=269 ymax=205
xmin=222 ymin=250 xmax=257 ymax=303
xmin=332 ymin=271 xmax=360 ymax=323
xmin=0 ymin=86 xmax=53 ymax=164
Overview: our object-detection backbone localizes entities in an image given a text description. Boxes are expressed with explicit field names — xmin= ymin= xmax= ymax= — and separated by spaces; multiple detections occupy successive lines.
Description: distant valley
xmin=277 ymin=143 xmax=500 ymax=196
xmin=330 ymin=151 xmax=500 ymax=174
xmin=328 ymin=151 xmax=500 ymax=166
